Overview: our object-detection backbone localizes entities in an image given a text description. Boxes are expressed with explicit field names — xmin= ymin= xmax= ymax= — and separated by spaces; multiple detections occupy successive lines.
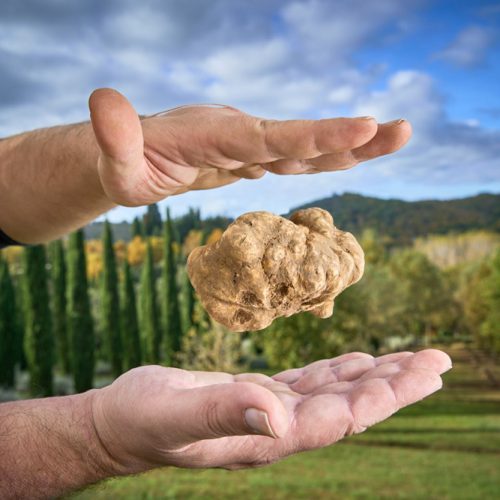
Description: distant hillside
xmin=84 ymin=221 xmax=132 ymax=241
xmin=290 ymin=193 xmax=500 ymax=245
xmin=84 ymin=193 xmax=499 ymax=245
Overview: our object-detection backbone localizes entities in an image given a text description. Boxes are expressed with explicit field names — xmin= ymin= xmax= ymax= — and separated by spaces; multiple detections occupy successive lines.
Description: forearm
xmin=0 ymin=123 xmax=115 ymax=244
xmin=0 ymin=391 xmax=121 ymax=499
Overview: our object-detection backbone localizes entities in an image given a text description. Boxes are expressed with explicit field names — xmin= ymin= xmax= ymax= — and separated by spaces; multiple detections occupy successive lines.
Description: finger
xmin=303 ymin=151 xmax=357 ymax=172
xmin=189 ymin=167 xmax=242 ymax=191
xmin=259 ymin=117 xmax=378 ymax=161
xmin=375 ymin=351 xmax=413 ymax=364
xmin=168 ymin=382 xmax=289 ymax=442
xmin=291 ymin=357 xmax=377 ymax=394
xmin=308 ymin=351 xmax=445 ymax=395
xmin=272 ymin=352 xmax=373 ymax=384
xmin=387 ymin=368 xmax=443 ymax=408
xmin=272 ymin=367 xmax=304 ymax=384
xmin=352 ymin=119 xmax=412 ymax=161
xmin=89 ymin=88 xmax=144 ymax=165
xmin=291 ymin=351 xmax=413 ymax=394
xmin=89 ymin=88 xmax=146 ymax=205
xmin=399 ymin=348 xmax=452 ymax=374
xmin=232 ymin=164 xmax=267 ymax=180
xmin=190 ymin=371 xmax=234 ymax=387
xmin=262 ymin=158 xmax=309 ymax=175
xmin=306 ymin=352 xmax=374 ymax=372
xmin=220 ymin=116 xmax=377 ymax=165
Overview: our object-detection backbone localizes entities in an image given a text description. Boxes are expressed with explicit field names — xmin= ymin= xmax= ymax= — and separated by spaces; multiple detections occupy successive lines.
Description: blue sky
xmin=0 ymin=0 xmax=499 ymax=221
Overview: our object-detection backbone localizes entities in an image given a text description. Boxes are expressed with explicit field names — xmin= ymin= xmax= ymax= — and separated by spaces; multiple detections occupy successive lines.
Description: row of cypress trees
xmin=0 ymin=207 xmax=187 ymax=396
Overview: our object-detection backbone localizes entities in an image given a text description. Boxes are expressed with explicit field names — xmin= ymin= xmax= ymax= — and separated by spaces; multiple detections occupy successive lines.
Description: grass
xmin=72 ymin=345 xmax=500 ymax=500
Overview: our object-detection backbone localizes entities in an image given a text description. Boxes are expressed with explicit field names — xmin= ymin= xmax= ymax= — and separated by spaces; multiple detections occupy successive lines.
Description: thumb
xmin=88 ymin=88 xmax=145 ymax=206
xmin=171 ymin=382 xmax=290 ymax=441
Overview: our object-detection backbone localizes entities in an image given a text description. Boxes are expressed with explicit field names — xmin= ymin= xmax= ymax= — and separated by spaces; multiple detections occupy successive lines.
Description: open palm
xmin=89 ymin=89 xmax=412 ymax=207
xmin=92 ymin=349 xmax=451 ymax=473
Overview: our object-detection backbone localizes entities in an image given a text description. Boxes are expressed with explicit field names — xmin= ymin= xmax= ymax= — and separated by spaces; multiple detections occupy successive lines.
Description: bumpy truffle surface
xmin=187 ymin=208 xmax=364 ymax=332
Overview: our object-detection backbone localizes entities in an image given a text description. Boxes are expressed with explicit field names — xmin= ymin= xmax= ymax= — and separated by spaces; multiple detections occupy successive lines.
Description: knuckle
xmin=203 ymin=400 xmax=225 ymax=436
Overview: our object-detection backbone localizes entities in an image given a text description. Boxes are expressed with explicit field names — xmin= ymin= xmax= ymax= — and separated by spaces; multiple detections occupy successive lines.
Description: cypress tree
xmin=131 ymin=217 xmax=143 ymax=238
xmin=101 ymin=221 xmax=122 ymax=377
xmin=162 ymin=208 xmax=183 ymax=359
xmin=143 ymin=203 xmax=162 ymax=236
xmin=121 ymin=260 xmax=141 ymax=370
xmin=49 ymin=240 xmax=70 ymax=373
xmin=22 ymin=245 xmax=53 ymax=396
xmin=0 ymin=256 xmax=19 ymax=388
xmin=181 ymin=266 xmax=196 ymax=334
xmin=140 ymin=241 xmax=160 ymax=363
xmin=67 ymin=230 xmax=94 ymax=393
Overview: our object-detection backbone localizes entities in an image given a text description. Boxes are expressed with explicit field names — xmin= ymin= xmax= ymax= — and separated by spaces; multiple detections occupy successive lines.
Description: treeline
xmin=85 ymin=205 xmax=232 ymax=242
xmin=83 ymin=193 xmax=500 ymax=246
xmin=293 ymin=193 xmax=500 ymax=246
xmin=253 ymin=229 xmax=500 ymax=369
xmin=1 ymin=210 xmax=499 ymax=394
xmin=0 ymin=207 xmax=222 ymax=396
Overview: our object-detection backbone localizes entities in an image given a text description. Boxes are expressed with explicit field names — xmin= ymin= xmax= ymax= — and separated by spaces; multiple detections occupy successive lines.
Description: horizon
xmin=91 ymin=190 xmax=500 ymax=224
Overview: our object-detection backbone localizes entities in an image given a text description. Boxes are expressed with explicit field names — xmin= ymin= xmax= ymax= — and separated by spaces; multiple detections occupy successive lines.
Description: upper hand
xmin=89 ymin=88 xmax=412 ymax=207
xmin=91 ymin=349 xmax=451 ymax=473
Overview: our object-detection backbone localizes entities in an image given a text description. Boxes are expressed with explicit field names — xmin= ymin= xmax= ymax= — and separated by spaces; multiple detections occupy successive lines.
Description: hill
xmin=83 ymin=193 xmax=499 ymax=245
xmin=290 ymin=192 xmax=500 ymax=245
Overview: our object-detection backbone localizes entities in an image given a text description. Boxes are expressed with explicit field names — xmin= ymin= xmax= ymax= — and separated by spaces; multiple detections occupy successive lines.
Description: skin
xmin=0 ymin=88 xmax=411 ymax=243
xmin=0 ymin=349 xmax=452 ymax=498
xmin=0 ymin=88 xmax=429 ymax=498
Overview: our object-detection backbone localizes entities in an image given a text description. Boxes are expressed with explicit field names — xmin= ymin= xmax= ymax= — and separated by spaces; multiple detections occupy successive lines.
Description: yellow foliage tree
xmin=85 ymin=240 xmax=102 ymax=281
xmin=206 ymin=228 xmax=223 ymax=246
xmin=150 ymin=236 xmax=164 ymax=263
xmin=114 ymin=240 xmax=127 ymax=265
xmin=183 ymin=229 xmax=203 ymax=257
xmin=127 ymin=236 xmax=147 ymax=267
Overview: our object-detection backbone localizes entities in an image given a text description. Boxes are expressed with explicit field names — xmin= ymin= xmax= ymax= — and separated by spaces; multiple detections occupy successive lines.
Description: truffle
xmin=187 ymin=208 xmax=364 ymax=332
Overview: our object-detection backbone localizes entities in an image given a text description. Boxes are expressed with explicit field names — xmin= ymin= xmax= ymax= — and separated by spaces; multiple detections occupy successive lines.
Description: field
xmin=72 ymin=345 xmax=500 ymax=499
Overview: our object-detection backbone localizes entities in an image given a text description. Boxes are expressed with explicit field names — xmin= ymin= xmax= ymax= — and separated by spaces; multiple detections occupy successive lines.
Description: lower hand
xmin=91 ymin=349 xmax=451 ymax=473
xmin=89 ymin=89 xmax=412 ymax=207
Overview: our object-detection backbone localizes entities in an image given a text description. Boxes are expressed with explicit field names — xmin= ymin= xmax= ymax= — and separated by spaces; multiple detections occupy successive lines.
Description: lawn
xmin=72 ymin=345 xmax=500 ymax=500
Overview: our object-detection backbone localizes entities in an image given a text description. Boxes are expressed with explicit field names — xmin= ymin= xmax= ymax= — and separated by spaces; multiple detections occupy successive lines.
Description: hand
xmin=89 ymin=89 xmax=412 ymax=207
xmin=91 ymin=349 xmax=451 ymax=473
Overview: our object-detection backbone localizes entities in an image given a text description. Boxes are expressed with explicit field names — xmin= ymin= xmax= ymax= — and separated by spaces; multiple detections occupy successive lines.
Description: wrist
xmin=79 ymin=389 xmax=130 ymax=477
xmin=0 ymin=123 xmax=115 ymax=243
xmin=88 ymin=387 xmax=157 ymax=476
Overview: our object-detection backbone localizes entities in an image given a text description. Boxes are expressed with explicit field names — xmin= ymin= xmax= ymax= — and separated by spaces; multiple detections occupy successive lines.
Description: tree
xmin=389 ymin=249 xmax=453 ymax=343
xmin=181 ymin=266 xmax=196 ymax=334
xmin=480 ymin=249 xmax=500 ymax=355
xmin=0 ymin=256 xmax=20 ymax=388
xmin=67 ymin=230 xmax=94 ymax=393
xmin=101 ymin=221 xmax=123 ymax=377
xmin=22 ymin=245 xmax=53 ymax=396
xmin=49 ymin=240 xmax=70 ymax=373
xmin=140 ymin=240 xmax=161 ymax=363
xmin=256 ymin=312 xmax=343 ymax=370
xmin=143 ymin=203 xmax=162 ymax=236
xmin=121 ymin=260 xmax=142 ymax=370
xmin=127 ymin=236 xmax=147 ymax=266
xmin=131 ymin=216 xmax=144 ymax=238
xmin=177 ymin=321 xmax=242 ymax=372
xmin=162 ymin=208 xmax=183 ymax=360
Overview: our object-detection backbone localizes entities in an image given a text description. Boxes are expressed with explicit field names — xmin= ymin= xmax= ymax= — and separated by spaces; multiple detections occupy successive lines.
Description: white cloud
xmin=434 ymin=25 xmax=496 ymax=68
xmin=353 ymin=70 xmax=500 ymax=184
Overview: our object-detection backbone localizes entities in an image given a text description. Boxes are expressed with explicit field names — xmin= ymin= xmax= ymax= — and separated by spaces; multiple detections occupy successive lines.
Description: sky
xmin=1 ymin=0 xmax=499 ymax=221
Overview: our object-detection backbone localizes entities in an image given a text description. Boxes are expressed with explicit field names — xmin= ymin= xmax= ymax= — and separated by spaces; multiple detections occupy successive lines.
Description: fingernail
xmin=244 ymin=408 xmax=277 ymax=438
xmin=388 ymin=118 xmax=406 ymax=125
